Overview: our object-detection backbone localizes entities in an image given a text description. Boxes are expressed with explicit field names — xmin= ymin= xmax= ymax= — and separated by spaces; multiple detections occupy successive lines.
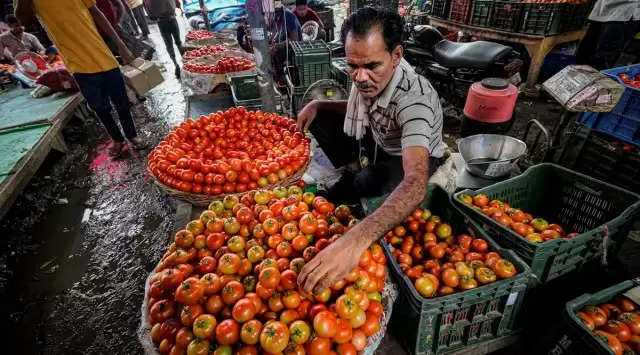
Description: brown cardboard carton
xmin=122 ymin=58 xmax=164 ymax=95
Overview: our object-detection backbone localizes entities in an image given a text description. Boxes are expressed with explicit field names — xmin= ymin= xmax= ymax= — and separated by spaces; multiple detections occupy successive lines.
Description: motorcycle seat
xmin=433 ymin=40 xmax=512 ymax=69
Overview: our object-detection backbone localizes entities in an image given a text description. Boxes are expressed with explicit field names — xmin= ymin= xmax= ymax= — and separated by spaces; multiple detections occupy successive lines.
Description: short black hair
xmin=295 ymin=0 xmax=308 ymax=5
xmin=5 ymin=14 xmax=19 ymax=25
xmin=341 ymin=7 xmax=404 ymax=53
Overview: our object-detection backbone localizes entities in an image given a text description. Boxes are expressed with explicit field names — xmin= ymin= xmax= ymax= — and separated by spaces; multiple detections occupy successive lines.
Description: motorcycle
xmin=402 ymin=15 xmax=523 ymax=119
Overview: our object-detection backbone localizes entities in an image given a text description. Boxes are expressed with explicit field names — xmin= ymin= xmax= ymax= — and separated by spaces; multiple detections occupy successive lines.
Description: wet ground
xmin=0 ymin=20 xmax=575 ymax=355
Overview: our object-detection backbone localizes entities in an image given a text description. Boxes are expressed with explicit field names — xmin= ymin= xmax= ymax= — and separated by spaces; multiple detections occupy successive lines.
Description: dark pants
xmin=74 ymin=68 xmax=137 ymax=143
xmin=157 ymin=16 xmax=182 ymax=65
xmin=131 ymin=5 xmax=150 ymax=36
xmin=576 ymin=21 xmax=640 ymax=70
xmin=310 ymin=109 xmax=442 ymax=201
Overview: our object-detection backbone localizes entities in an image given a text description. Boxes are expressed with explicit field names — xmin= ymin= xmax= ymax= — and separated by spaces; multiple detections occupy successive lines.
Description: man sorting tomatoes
xmin=296 ymin=8 xmax=444 ymax=293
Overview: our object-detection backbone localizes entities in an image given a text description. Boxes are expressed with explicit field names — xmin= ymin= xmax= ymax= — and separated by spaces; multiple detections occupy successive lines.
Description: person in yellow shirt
xmin=14 ymin=0 xmax=147 ymax=156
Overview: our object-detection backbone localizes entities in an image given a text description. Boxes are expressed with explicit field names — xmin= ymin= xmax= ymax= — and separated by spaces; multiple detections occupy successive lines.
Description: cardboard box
xmin=122 ymin=58 xmax=164 ymax=95
xmin=542 ymin=65 xmax=625 ymax=112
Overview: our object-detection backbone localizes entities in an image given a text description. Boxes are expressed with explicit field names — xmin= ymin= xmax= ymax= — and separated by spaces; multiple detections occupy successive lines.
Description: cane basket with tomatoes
xmin=454 ymin=163 xmax=640 ymax=284
xmin=147 ymin=107 xmax=311 ymax=206
xmin=562 ymin=279 xmax=640 ymax=355
xmin=367 ymin=184 xmax=531 ymax=355
xmin=142 ymin=187 xmax=391 ymax=355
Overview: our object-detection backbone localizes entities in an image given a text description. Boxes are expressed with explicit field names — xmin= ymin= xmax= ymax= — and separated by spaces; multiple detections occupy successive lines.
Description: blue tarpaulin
xmin=183 ymin=0 xmax=246 ymax=32
xmin=183 ymin=0 xmax=245 ymax=15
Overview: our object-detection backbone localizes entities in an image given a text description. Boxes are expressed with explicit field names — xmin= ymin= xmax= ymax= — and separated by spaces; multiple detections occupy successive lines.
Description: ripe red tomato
xmin=259 ymin=321 xmax=290 ymax=353
xmin=175 ymin=278 xmax=206 ymax=305
xmin=215 ymin=319 xmax=240 ymax=345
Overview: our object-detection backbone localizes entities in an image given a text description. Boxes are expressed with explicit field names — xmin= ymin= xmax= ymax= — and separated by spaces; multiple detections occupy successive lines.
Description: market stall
xmin=0 ymin=87 xmax=84 ymax=219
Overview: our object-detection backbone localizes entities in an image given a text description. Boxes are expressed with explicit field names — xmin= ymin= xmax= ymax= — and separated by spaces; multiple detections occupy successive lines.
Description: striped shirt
xmin=347 ymin=58 xmax=444 ymax=158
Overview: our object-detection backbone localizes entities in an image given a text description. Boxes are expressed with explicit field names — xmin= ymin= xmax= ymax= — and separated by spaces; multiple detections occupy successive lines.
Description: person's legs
xmin=157 ymin=18 xmax=178 ymax=64
xmin=168 ymin=17 xmax=183 ymax=50
xmin=132 ymin=5 xmax=150 ymax=36
xmin=103 ymin=68 xmax=141 ymax=145
xmin=576 ymin=22 xmax=601 ymax=65
xmin=74 ymin=71 xmax=124 ymax=143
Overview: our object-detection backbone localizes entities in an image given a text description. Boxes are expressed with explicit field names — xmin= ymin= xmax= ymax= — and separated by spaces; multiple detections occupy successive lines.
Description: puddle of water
xmin=13 ymin=188 xmax=91 ymax=299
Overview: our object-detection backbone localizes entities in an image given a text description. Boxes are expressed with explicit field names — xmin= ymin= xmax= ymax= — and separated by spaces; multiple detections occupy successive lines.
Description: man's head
xmin=295 ymin=0 xmax=309 ymax=17
xmin=341 ymin=8 xmax=404 ymax=99
xmin=5 ymin=14 xmax=24 ymax=37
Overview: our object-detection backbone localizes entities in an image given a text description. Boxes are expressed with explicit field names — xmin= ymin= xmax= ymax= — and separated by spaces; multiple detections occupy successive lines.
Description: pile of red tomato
xmin=186 ymin=30 xmax=215 ymax=41
xmin=619 ymin=73 xmax=640 ymax=89
xmin=458 ymin=194 xmax=578 ymax=243
xmin=384 ymin=208 xmax=518 ymax=298
xmin=184 ymin=46 xmax=229 ymax=60
xmin=576 ymin=295 xmax=640 ymax=355
xmin=147 ymin=187 xmax=388 ymax=355
xmin=147 ymin=107 xmax=310 ymax=196
xmin=184 ymin=57 xmax=255 ymax=75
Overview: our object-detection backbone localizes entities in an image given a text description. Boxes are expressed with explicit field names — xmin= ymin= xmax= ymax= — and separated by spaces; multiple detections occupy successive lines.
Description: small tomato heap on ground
xmin=147 ymin=107 xmax=310 ymax=195
xmin=576 ymin=295 xmax=640 ymax=355
xmin=384 ymin=208 xmax=517 ymax=298
xmin=458 ymin=194 xmax=578 ymax=243
xmin=147 ymin=188 xmax=387 ymax=355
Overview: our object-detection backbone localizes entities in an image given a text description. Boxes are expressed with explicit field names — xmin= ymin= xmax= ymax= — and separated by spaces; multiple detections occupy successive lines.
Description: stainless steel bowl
xmin=457 ymin=134 xmax=527 ymax=179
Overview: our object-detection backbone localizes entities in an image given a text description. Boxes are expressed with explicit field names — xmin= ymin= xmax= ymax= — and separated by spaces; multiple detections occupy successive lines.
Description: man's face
xmin=345 ymin=26 xmax=402 ymax=99
xmin=296 ymin=5 xmax=308 ymax=17
xmin=9 ymin=22 xmax=24 ymax=37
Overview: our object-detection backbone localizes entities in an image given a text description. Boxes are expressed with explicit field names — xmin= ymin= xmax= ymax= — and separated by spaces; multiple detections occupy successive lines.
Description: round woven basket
xmin=148 ymin=158 xmax=310 ymax=207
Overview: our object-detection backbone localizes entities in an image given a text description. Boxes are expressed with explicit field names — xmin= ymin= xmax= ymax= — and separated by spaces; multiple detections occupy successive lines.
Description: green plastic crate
xmin=227 ymin=71 xmax=260 ymax=101
xmin=331 ymin=58 xmax=352 ymax=92
xmin=289 ymin=40 xmax=331 ymax=66
xmin=230 ymin=83 xmax=262 ymax=110
xmin=368 ymin=184 xmax=532 ymax=355
xmin=453 ymin=163 xmax=640 ymax=284
xmin=558 ymin=279 xmax=640 ymax=355
xmin=295 ymin=63 xmax=331 ymax=87
xmin=520 ymin=2 xmax=591 ymax=35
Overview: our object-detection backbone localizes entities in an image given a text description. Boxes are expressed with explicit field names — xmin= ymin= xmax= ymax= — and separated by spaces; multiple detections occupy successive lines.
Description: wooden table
xmin=429 ymin=17 xmax=587 ymax=92
xmin=0 ymin=92 xmax=84 ymax=219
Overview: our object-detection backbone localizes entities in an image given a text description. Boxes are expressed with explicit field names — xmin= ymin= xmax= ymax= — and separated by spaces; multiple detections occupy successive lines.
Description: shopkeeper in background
xmin=296 ymin=8 xmax=444 ymax=293
xmin=292 ymin=0 xmax=323 ymax=27
xmin=0 ymin=14 xmax=45 ymax=62
xmin=576 ymin=0 xmax=640 ymax=69
xmin=270 ymin=0 xmax=302 ymax=81
xmin=14 ymin=0 xmax=147 ymax=156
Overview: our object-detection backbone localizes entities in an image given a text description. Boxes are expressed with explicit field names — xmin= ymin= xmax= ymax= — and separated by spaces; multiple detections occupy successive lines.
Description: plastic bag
xmin=36 ymin=65 xmax=78 ymax=92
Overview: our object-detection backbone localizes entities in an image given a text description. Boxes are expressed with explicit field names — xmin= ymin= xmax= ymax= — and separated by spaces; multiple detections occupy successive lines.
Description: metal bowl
xmin=457 ymin=134 xmax=527 ymax=179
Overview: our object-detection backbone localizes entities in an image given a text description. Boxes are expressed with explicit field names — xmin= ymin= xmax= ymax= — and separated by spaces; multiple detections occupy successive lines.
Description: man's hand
xmin=118 ymin=44 xmax=135 ymax=65
xmin=298 ymin=230 xmax=368 ymax=293
xmin=296 ymin=100 xmax=318 ymax=133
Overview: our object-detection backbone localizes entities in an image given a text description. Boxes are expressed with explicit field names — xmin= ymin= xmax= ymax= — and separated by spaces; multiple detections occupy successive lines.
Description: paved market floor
xmin=0 ymin=22 xmax=572 ymax=355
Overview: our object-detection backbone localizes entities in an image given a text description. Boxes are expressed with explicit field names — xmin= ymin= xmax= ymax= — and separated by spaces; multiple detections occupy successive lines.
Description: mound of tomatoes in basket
xmin=576 ymin=296 xmax=640 ymax=355
xmin=147 ymin=188 xmax=387 ymax=355
xmin=384 ymin=208 xmax=518 ymax=298
xmin=458 ymin=194 xmax=578 ymax=243
xmin=186 ymin=30 xmax=215 ymax=41
xmin=184 ymin=57 xmax=254 ymax=74
xmin=184 ymin=45 xmax=228 ymax=60
xmin=147 ymin=107 xmax=310 ymax=195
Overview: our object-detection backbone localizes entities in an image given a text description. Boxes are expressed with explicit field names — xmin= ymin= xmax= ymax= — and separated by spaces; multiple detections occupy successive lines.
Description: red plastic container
xmin=464 ymin=78 xmax=518 ymax=123
xmin=448 ymin=0 xmax=474 ymax=24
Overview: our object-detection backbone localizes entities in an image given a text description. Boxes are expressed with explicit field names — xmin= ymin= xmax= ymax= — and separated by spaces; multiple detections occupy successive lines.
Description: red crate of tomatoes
xmin=147 ymin=107 xmax=311 ymax=204
xmin=367 ymin=184 xmax=531 ymax=355
xmin=143 ymin=188 xmax=392 ymax=354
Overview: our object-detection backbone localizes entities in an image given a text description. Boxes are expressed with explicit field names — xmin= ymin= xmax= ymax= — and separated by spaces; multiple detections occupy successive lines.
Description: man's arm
xmin=27 ymin=33 xmax=45 ymax=54
xmin=298 ymin=146 xmax=429 ymax=293
xmin=88 ymin=5 xmax=135 ymax=64
xmin=296 ymin=99 xmax=347 ymax=133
